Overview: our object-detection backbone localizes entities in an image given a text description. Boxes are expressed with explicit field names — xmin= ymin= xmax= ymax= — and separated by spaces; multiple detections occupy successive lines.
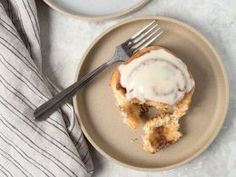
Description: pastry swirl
xmin=110 ymin=46 xmax=195 ymax=153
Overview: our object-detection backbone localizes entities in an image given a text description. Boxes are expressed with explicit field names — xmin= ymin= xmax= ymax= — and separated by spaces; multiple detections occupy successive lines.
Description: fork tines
xmin=127 ymin=20 xmax=163 ymax=53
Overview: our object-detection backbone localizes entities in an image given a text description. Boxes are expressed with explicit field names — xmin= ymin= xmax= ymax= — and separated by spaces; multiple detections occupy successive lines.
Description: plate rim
xmin=43 ymin=0 xmax=149 ymax=21
xmin=73 ymin=16 xmax=229 ymax=171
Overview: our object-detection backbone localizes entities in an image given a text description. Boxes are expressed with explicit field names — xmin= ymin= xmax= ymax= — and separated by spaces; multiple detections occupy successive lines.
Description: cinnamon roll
xmin=110 ymin=46 xmax=195 ymax=153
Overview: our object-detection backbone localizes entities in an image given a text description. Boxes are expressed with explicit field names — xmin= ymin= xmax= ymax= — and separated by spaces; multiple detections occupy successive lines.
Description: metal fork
xmin=34 ymin=20 xmax=163 ymax=120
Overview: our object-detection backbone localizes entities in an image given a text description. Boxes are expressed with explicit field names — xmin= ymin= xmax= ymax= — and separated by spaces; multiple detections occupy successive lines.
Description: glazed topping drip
xmin=119 ymin=49 xmax=195 ymax=105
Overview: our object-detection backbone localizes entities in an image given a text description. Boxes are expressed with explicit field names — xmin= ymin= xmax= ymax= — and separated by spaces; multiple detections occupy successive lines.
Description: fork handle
xmin=34 ymin=59 xmax=115 ymax=121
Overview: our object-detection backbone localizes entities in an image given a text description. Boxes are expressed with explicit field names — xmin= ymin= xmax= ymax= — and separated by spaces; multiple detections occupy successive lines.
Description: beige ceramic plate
xmin=73 ymin=17 xmax=229 ymax=171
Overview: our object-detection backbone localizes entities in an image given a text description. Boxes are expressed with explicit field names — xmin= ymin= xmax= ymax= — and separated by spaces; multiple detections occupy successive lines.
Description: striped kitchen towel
xmin=0 ymin=0 xmax=94 ymax=177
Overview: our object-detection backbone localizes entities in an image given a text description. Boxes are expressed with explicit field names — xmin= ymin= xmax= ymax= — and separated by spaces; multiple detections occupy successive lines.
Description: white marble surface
xmin=37 ymin=0 xmax=236 ymax=176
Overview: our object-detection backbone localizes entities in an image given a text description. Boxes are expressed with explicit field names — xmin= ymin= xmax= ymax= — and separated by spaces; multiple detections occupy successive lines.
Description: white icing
xmin=119 ymin=49 xmax=195 ymax=105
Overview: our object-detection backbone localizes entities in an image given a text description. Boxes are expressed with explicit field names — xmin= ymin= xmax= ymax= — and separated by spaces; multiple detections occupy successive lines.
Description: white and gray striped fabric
xmin=0 ymin=0 xmax=94 ymax=176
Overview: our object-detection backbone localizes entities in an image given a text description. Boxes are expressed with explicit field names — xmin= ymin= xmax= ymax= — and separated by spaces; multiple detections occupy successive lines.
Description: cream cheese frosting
xmin=119 ymin=48 xmax=195 ymax=105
